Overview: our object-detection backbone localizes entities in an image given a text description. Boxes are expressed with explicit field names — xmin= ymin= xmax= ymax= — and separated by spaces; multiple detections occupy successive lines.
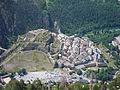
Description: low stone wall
xmin=74 ymin=60 xmax=90 ymax=66
xmin=84 ymin=63 xmax=96 ymax=68
xmin=22 ymin=44 xmax=39 ymax=51
xmin=0 ymin=44 xmax=21 ymax=62
xmin=98 ymin=63 xmax=107 ymax=67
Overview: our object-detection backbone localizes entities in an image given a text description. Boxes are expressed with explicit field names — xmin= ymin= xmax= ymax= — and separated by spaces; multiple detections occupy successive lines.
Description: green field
xmin=98 ymin=43 xmax=118 ymax=69
xmin=110 ymin=29 xmax=120 ymax=32
xmin=3 ymin=50 xmax=53 ymax=72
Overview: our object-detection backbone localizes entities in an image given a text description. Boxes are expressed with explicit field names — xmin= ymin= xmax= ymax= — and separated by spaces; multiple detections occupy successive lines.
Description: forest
xmin=0 ymin=0 xmax=120 ymax=48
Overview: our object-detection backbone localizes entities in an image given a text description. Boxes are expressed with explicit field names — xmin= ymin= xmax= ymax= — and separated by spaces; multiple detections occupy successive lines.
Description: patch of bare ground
xmin=3 ymin=50 xmax=52 ymax=72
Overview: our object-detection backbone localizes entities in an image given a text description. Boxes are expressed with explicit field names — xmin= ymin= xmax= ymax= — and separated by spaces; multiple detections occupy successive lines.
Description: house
xmin=1 ymin=77 xmax=11 ymax=85
xmin=0 ymin=74 xmax=11 ymax=85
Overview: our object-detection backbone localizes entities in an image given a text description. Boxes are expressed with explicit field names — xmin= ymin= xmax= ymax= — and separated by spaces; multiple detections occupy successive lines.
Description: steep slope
xmin=49 ymin=0 xmax=120 ymax=35
xmin=0 ymin=0 xmax=52 ymax=49
xmin=0 ymin=0 xmax=120 ymax=49
xmin=0 ymin=0 xmax=14 ymax=48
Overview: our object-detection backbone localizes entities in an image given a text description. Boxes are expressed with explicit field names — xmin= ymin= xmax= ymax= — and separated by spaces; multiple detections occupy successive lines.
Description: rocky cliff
xmin=112 ymin=36 xmax=120 ymax=50
xmin=0 ymin=0 xmax=14 ymax=48
xmin=0 ymin=0 xmax=53 ymax=49
xmin=0 ymin=0 xmax=120 ymax=49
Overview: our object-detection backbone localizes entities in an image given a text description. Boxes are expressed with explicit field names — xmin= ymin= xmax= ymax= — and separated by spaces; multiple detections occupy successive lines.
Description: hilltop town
xmin=0 ymin=29 xmax=119 ymax=86
xmin=53 ymin=32 xmax=107 ymax=72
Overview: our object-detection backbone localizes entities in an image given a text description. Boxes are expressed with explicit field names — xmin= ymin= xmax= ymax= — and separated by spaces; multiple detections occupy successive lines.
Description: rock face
xmin=0 ymin=0 xmax=52 ymax=48
xmin=0 ymin=0 xmax=17 ymax=48
xmin=112 ymin=35 xmax=120 ymax=50
xmin=0 ymin=8 xmax=11 ymax=48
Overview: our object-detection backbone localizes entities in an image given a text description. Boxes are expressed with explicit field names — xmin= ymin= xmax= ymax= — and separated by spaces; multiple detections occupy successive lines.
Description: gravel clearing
xmin=14 ymin=71 xmax=72 ymax=83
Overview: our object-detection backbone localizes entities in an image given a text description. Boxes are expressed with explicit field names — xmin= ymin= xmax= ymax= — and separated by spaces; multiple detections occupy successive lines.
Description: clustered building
xmin=53 ymin=33 xmax=107 ymax=72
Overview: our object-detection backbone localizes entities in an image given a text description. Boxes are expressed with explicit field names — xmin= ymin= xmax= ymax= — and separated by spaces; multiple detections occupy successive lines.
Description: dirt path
xmin=1 ymin=33 xmax=38 ymax=66
xmin=0 ymin=52 xmax=17 ymax=66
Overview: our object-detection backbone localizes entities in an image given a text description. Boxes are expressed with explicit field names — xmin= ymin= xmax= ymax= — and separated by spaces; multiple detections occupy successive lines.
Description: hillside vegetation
xmin=0 ymin=0 xmax=120 ymax=48
xmin=48 ymin=0 xmax=120 ymax=35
